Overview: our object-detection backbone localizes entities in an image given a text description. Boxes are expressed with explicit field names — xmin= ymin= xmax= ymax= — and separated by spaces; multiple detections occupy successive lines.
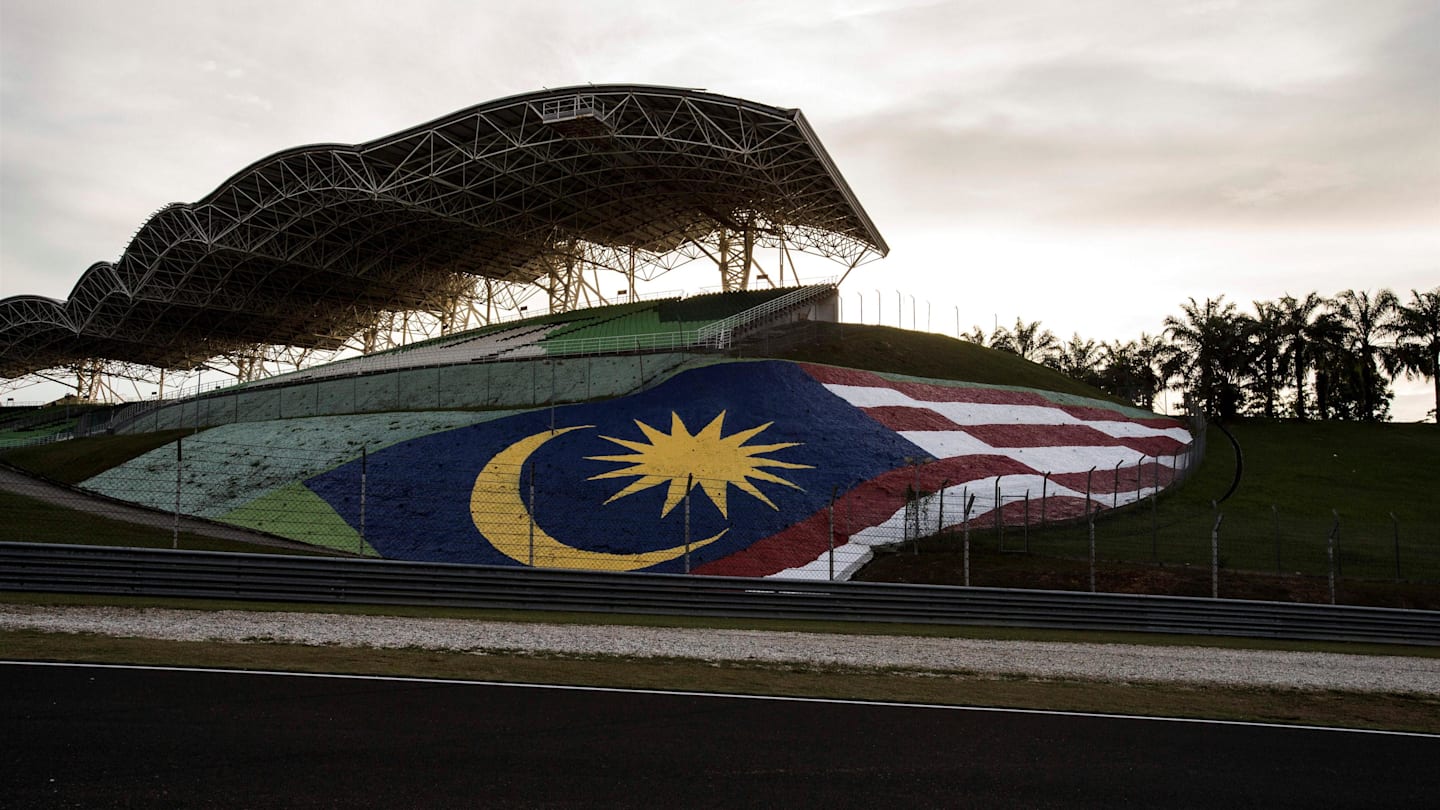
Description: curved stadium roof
xmin=0 ymin=84 xmax=887 ymax=378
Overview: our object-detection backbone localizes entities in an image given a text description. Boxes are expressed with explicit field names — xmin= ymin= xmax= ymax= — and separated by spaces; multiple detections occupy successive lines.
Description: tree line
xmin=963 ymin=287 xmax=1440 ymax=423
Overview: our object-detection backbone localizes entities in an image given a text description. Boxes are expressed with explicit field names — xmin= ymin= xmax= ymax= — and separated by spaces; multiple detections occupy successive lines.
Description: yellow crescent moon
xmin=470 ymin=426 xmax=727 ymax=571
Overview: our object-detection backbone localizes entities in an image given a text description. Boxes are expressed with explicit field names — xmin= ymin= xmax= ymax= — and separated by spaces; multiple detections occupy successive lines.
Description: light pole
xmin=895 ymin=290 xmax=901 ymax=328
xmin=857 ymin=291 xmax=864 ymax=325
xmin=955 ymin=305 xmax=960 ymax=339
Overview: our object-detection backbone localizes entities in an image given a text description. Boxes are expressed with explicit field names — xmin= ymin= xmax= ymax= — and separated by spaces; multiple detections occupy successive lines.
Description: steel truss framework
xmin=0 ymin=84 xmax=887 ymax=390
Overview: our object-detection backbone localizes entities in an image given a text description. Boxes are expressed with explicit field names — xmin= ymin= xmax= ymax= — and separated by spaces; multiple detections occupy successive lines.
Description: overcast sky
xmin=1 ymin=0 xmax=1436 ymax=415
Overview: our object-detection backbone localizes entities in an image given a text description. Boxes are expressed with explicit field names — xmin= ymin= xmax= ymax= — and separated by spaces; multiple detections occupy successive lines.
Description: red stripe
xmin=1118 ymin=435 xmax=1189 ymax=457
xmin=960 ymin=423 xmax=1122 ymax=448
xmin=800 ymin=363 xmax=1050 ymax=406
xmin=860 ymin=406 xmax=963 ymax=431
xmin=697 ymin=455 xmax=1038 ymax=577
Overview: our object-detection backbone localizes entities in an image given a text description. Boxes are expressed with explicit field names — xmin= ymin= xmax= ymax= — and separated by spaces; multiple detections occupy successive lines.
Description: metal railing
xmin=696 ymin=283 xmax=836 ymax=348
xmin=2 ymin=543 xmax=1435 ymax=645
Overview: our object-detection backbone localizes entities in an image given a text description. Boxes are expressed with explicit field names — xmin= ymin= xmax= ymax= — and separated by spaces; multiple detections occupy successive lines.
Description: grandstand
xmin=0 ymin=85 xmax=886 ymax=400
xmin=67 ymin=284 xmax=836 ymax=437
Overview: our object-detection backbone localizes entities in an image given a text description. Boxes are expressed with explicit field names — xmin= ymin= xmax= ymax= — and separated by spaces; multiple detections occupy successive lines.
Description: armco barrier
xmin=2 ymin=542 xmax=1437 ymax=645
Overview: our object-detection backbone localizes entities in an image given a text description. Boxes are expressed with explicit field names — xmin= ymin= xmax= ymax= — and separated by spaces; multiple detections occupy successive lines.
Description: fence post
xmin=1390 ymin=512 xmax=1401 ymax=582
xmin=359 ymin=446 xmax=368 ymax=555
xmin=994 ymin=476 xmax=1003 ymax=546
xmin=528 ymin=462 xmax=536 ymax=567
xmin=962 ymin=491 xmax=974 ymax=587
xmin=173 ymin=436 xmax=182 ymax=549
xmin=828 ymin=487 xmax=836 ymax=582
xmin=937 ymin=480 xmax=948 ymax=539
xmin=1088 ymin=499 xmax=1096 ymax=593
xmin=1040 ymin=472 xmax=1050 ymax=530
xmin=1113 ymin=459 xmax=1122 ymax=510
xmin=684 ymin=473 xmax=692 ymax=574
xmin=1211 ymin=506 xmax=1222 ymax=599
xmin=1151 ymin=457 xmax=1162 ymax=561
xmin=1327 ymin=510 xmax=1339 ymax=605
xmin=1022 ymin=490 xmax=1030 ymax=552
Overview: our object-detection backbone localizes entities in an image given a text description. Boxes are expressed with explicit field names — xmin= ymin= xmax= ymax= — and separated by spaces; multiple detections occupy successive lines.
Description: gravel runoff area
xmin=4 ymin=605 xmax=1438 ymax=695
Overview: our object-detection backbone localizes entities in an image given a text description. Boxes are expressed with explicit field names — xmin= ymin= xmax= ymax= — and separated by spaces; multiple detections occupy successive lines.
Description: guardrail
xmin=2 ymin=543 xmax=1435 ymax=645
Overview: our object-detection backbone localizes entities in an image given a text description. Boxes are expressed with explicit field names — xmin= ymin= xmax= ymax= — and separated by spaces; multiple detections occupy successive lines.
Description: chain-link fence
xmin=11 ymin=424 xmax=1433 ymax=599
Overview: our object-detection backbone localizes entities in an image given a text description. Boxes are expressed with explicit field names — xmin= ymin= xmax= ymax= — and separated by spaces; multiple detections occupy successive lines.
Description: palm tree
xmin=1163 ymin=296 xmax=1248 ymax=419
xmin=1276 ymin=292 xmax=1325 ymax=419
xmin=1045 ymin=333 xmax=1103 ymax=387
xmin=1329 ymin=289 xmax=1400 ymax=421
xmin=1096 ymin=338 xmax=1163 ymax=409
xmin=989 ymin=318 xmax=1058 ymax=363
xmin=1388 ymin=287 xmax=1440 ymax=423
xmin=959 ymin=326 xmax=990 ymax=346
xmin=1246 ymin=299 xmax=1289 ymax=419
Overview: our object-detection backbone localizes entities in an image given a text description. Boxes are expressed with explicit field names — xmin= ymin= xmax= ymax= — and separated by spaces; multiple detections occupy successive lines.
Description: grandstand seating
xmin=240 ymin=287 xmax=828 ymax=389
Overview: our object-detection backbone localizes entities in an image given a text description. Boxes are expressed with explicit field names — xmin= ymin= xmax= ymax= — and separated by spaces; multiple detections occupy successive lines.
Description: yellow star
xmin=587 ymin=411 xmax=812 ymax=519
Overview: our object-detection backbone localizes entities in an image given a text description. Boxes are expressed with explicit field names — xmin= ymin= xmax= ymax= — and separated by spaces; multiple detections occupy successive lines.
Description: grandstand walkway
xmin=0 ymin=464 xmax=337 ymax=554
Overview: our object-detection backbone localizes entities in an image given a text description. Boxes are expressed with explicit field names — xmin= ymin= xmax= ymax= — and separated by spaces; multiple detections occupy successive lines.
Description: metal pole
xmin=1151 ymin=459 xmax=1159 ymax=561
xmin=1084 ymin=466 xmax=1095 ymax=518
xmin=359 ymin=446 xmax=368 ymax=555
xmin=963 ymin=491 xmax=974 ymax=587
xmin=1212 ymin=509 xmax=1223 ymax=599
xmin=528 ymin=462 xmax=536 ymax=567
xmin=1113 ymin=459 xmax=1122 ymax=510
xmin=912 ymin=461 xmax=921 ymax=554
xmin=1088 ymin=499 xmax=1096 ymax=593
xmin=938 ymin=480 xmax=948 ymax=539
xmin=994 ymin=476 xmax=1003 ymax=546
xmin=173 ymin=436 xmax=182 ymax=549
xmin=828 ymin=487 xmax=837 ymax=582
xmin=684 ymin=473 xmax=693 ymax=574
xmin=1040 ymin=472 xmax=1050 ymax=529
xmin=1022 ymin=490 xmax=1030 ymax=552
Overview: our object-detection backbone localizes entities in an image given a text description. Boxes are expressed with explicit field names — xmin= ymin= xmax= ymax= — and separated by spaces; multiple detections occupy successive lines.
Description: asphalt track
xmin=3 ymin=663 xmax=1436 ymax=808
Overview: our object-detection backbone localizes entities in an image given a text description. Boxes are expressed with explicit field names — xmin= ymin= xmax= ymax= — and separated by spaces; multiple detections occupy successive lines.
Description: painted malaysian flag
xmin=303 ymin=360 xmax=1193 ymax=580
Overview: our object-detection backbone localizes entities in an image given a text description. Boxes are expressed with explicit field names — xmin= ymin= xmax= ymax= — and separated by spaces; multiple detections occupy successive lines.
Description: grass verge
xmin=1 ymin=429 xmax=190 ymax=483
xmin=0 ymin=490 xmax=326 ymax=555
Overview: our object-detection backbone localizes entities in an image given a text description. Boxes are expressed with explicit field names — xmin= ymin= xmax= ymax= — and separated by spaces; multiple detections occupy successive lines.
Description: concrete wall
xmin=117 ymin=352 xmax=699 ymax=435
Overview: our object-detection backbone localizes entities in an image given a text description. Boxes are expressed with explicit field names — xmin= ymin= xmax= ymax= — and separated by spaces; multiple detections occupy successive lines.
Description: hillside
xmin=749 ymin=321 xmax=1125 ymax=402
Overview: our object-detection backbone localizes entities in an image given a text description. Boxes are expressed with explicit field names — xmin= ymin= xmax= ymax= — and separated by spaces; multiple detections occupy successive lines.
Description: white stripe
xmin=827 ymin=382 xmax=1188 ymax=440
xmin=6 ymin=662 xmax=1431 ymax=737
xmin=898 ymin=430 xmax=1162 ymax=473
xmin=774 ymin=472 xmax=1164 ymax=580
